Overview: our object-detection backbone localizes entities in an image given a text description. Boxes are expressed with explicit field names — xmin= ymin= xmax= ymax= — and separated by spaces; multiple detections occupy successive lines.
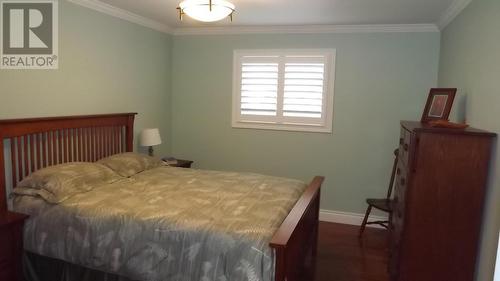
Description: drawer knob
xmin=399 ymin=138 xmax=404 ymax=145
xmin=400 ymin=178 xmax=406 ymax=185
xmin=404 ymin=143 xmax=409 ymax=151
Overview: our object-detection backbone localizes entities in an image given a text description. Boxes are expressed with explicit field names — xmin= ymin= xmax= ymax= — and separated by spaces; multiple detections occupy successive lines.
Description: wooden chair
xmin=358 ymin=148 xmax=399 ymax=237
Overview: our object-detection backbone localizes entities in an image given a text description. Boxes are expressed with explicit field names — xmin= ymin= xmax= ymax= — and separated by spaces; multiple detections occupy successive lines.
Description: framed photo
xmin=421 ymin=88 xmax=457 ymax=123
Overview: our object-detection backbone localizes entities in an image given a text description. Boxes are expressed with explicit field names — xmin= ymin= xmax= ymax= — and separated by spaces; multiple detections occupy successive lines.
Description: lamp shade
xmin=140 ymin=128 xmax=162 ymax=147
xmin=178 ymin=0 xmax=235 ymax=22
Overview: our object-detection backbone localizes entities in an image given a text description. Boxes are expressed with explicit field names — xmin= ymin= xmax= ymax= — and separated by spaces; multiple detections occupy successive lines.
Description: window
xmin=232 ymin=49 xmax=336 ymax=133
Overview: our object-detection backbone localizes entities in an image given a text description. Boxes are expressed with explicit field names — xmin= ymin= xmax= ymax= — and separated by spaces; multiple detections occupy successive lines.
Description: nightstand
xmin=169 ymin=159 xmax=193 ymax=168
xmin=0 ymin=211 xmax=28 ymax=281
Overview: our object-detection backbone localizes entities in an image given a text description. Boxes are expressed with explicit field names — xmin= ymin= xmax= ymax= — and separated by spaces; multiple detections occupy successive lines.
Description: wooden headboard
xmin=0 ymin=113 xmax=137 ymax=211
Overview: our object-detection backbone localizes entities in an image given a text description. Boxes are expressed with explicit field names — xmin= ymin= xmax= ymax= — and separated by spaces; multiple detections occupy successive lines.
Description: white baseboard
xmin=319 ymin=209 xmax=388 ymax=229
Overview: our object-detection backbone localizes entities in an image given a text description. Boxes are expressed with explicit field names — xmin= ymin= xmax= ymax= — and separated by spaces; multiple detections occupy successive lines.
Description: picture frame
xmin=420 ymin=88 xmax=457 ymax=123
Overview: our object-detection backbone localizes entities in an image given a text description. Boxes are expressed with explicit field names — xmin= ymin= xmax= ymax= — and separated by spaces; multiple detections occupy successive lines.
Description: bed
xmin=0 ymin=113 xmax=324 ymax=281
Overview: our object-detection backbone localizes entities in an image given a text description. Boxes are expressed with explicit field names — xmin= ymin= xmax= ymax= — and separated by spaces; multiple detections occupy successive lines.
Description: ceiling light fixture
xmin=177 ymin=0 xmax=235 ymax=22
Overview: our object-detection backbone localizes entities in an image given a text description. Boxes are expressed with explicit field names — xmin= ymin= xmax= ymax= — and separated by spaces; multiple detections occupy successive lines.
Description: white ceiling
xmin=97 ymin=0 xmax=456 ymax=28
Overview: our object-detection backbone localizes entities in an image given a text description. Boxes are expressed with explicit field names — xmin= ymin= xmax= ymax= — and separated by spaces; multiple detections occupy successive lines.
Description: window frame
xmin=232 ymin=49 xmax=336 ymax=133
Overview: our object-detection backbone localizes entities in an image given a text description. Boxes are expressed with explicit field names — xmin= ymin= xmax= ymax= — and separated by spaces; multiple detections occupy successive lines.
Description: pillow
xmin=13 ymin=162 xmax=122 ymax=203
xmin=97 ymin=152 xmax=162 ymax=177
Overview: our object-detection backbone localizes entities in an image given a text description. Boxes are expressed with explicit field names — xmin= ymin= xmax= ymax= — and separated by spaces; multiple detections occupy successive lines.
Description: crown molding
xmin=67 ymin=0 xmax=173 ymax=34
xmin=66 ymin=0 xmax=441 ymax=36
xmin=173 ymin=24 xmax=439 ymax=36
xmin=437 ymin=0 xmax=473 ymax=30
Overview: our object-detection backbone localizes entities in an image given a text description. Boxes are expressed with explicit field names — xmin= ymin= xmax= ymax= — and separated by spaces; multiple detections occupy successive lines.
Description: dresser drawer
xmin=399 ymin=128 xmax=412 ymax=167
xmin=0 ymin=258 xmax=10 ymax=271
xmin=390 ymin=158 xmax=410 ymax=281
xmin=393 ymin=163 xmax=408 ymax=208
xmin=0 ymin=212 xmax=28 ymax=281
xmin=390 ymin=162 xmax=408 ymax=267
xmin=0 ymin=260 xmax=14 ymax=281
xmin=388 ymin=236 xmax=401 ymax=280
xmin=394 ymin=177 xmax=407 ymax=214
xmin=0 ymin=256 xmax=9 ymax=273
xmin=0 ymin=221 xmax=25 ymax=281
xmin=0 ymin=227 xmax=14 ymax=262
xmin=389 ymin=209 xmax=403 ymax=280
xmin=391 ymin=201 xmax=404 ymax=238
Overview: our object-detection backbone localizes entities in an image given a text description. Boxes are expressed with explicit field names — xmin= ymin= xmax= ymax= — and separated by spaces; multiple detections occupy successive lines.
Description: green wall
xmin=0 ymin=0 xmax=173 ymax=155
xmin=171 ymin=32 xmax=440 ymax=213
xmin=439 ymin=0 xmax=500 ymax=279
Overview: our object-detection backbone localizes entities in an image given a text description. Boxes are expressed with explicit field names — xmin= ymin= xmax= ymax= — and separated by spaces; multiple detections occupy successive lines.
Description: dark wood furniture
xmin=359 ymin=149 xmax=399 ymax=237
xmin=0 ymin=211 xmax=29 ymax=281
xmin=389 ymin=121 xmax=496 ymax=281
xmin=0 ymin=113 xmax=323 ymax=281
xmin=170 ymin=159 xmax=193 ymax=168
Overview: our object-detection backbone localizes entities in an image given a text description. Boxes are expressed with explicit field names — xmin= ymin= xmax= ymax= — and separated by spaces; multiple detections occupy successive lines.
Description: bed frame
xmin=0 ymin=113 xmax=324 ymax=281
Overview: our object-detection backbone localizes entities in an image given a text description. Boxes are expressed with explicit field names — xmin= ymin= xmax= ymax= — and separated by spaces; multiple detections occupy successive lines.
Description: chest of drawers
xmin=389 ymin=121 xmax=496 ymax=281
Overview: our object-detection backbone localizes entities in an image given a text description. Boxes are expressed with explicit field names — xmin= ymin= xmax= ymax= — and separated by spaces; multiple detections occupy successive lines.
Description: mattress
xmin=14 ymin=166 xmax=307 ymax=281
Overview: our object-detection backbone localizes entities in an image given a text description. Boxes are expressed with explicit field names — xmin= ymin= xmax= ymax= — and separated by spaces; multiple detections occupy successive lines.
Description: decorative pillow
xmin=13 ymin=162 xmax=122 ymax=204
xmin=97 ymin=152 xmax=162 ymax=177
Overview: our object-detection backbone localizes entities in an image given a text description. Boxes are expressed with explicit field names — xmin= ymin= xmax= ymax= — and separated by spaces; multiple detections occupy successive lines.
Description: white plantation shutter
xmin=283 ymin=59 xmax=325 ymax=119
xmin=240 ymin=61 xmax=279 ymax=116
xmin=233 ymin=50 xmax=335 ymax=133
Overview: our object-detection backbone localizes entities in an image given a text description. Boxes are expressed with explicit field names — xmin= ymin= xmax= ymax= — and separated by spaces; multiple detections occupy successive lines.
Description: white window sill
xmin=232 ymin=121 xmax=332 ymax=133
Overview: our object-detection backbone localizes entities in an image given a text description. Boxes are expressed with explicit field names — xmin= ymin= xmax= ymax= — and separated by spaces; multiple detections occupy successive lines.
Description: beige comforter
xmin=14 ymin=166 xmax=307 ymax=281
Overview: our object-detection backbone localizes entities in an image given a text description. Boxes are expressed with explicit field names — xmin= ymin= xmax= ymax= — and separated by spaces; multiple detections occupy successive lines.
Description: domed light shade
xmin=178 ymin=0 xmax=235 ymax=22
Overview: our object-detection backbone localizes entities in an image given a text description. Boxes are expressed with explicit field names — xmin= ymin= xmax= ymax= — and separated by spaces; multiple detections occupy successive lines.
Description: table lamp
xmin=140 ymin=128 xmax=162 ymax=156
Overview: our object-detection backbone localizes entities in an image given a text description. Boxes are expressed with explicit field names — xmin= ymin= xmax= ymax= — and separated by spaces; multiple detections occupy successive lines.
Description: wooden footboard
xmin=270 ymin=176 xmax=324 ymax=281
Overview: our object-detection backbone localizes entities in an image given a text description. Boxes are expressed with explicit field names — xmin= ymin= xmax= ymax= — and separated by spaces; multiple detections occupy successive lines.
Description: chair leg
xmin=358 ymin=205 xmax=372 ymax=238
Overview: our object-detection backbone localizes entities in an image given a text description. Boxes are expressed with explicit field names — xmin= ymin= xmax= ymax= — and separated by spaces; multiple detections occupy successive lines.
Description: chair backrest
xmin=386 ymin=148 xmax=399 ymax=199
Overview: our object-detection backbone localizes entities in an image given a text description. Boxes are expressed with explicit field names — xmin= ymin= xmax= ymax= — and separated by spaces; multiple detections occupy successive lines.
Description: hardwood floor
xmin=312 ymin=222 xmax=389 ymax=281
